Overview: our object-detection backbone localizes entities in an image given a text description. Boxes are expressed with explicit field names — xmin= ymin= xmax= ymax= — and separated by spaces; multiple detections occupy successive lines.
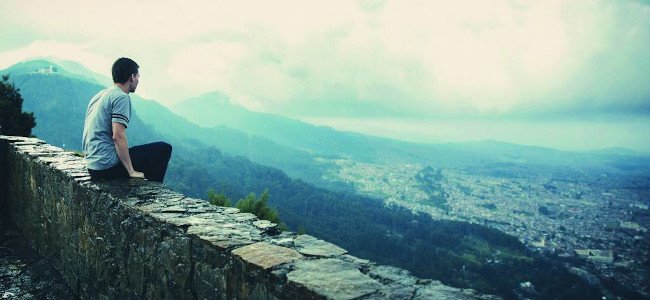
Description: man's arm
xmin=112 ymin=122 xmax=144 ymax=178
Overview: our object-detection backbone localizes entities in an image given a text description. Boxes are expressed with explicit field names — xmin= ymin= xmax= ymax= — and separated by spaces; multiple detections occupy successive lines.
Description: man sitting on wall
xmin=82 ymin=57 xmax=172 ymax=182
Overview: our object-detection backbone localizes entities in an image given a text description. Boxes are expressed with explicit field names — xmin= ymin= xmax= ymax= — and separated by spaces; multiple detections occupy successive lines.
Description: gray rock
xmin=294 ymin=234 xmax=347 ymax=257
xmin=287 ymin=258 xmax=383 ymax=299
xmin=234 ymin=212 xmax=258 ymax=222
xmin=232 ymin=242 xmax=303 ymax=269
xmin=270 ymin=236 xmax=295 ymax=247
xmin=368 ymin=265 xmax=416 ymax=285
xmin=253 ymin=220 xmax=274 ymax=230
xmin=414 ymin=281 xmax=501 ymax=300
xmin=223 ymin=207 xmax=240 ymax=214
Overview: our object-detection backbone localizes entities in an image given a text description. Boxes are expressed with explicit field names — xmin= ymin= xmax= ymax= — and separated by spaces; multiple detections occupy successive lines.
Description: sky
xmin=1 ymin=0 xmax=649 ymax=151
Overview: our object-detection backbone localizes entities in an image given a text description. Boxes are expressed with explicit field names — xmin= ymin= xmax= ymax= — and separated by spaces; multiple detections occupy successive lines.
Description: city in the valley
xmin=321 ymin=158 xmax=650 ymax=295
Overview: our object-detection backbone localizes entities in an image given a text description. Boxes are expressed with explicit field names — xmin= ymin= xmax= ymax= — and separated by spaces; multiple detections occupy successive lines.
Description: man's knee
xmin=158 ymin=141 xmax=172 ymax=156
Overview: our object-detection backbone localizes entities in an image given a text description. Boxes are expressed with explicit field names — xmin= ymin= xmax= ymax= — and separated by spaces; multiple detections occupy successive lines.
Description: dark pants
xmin=88 ymin=142 xmax=172 ymax=183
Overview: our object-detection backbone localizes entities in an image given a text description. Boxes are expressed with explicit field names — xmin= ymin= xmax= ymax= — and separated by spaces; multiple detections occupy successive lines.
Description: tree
xmin=235 ymin=189 xmax=281 ymax=224
xmin=207 ymin=189 xmax=231 ymax=207
xmin=0 ymin=75 xmax=36 ymax=136
xmin=206 ymin=188 xmax=286 ymax=231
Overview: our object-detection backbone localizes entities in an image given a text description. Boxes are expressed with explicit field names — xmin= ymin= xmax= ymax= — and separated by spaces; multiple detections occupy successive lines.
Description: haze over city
xmin=1 ymin=0 xmax=649 ymax=151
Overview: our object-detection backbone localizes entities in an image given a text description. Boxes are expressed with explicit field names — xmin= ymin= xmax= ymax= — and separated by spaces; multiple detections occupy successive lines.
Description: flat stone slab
xmin=287 ymin=258 xmax=382 ymax=299
xmin=294 ymin=234 xmax=347 ymax=257
xmin=253 ymin=220 xmax=275 ymax=230
xmin=203 ymin=236 xmax=257 ymax=249
xmin=160 ymin=206 xmax=188 ymax=213
xmin=232 ymin=242 xmax=303 ymax=269
xmin=0 ymin=135 xmax=36 ymax=142
xmin=253 ymin=220 xmax=279 ymax=235
xmin=188 ymin=224 xmax=260 ymax=249
xmin=36 ymin=156 xmax=75 ymax=164
xmin=223 ymin=207 xmax=240 ymax=214
xmin=368 ymin=265 xmax=416 ymax=285
xmin=234 ymin=213 xmax=257 ymax=222
xmin=414 ymin=281 xmax=499 ymax=300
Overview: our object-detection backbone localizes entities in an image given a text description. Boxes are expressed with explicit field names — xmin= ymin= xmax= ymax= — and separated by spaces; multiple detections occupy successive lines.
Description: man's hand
xmin=129 ymin=171 xmax=145 ymax=178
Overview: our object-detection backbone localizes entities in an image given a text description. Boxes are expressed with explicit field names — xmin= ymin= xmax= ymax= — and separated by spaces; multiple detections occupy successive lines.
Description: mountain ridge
xmin=4 ymin=58 xmax=645 ymax=159
xmin=1 ymin=58 xmax=109 ymax=86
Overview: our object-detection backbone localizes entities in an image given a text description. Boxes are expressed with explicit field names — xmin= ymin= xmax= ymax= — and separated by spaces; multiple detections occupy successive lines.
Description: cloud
xmin=159 ymin=0 xmax=650 ymax=119
xmin=1 ymin=0 xmax=649 ymax=119
xmin=0 ymin=41 xmax=111 ymax=75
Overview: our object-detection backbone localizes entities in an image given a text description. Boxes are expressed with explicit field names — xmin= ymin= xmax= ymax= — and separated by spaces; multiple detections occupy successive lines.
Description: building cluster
xmin=323 ymin=158 xmax=650 ymax=296
xmin=30 ymin=65 xmax=58 ymax=75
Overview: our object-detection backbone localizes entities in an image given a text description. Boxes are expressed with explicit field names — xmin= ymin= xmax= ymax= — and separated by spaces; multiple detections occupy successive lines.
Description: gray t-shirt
xmin=82 ymin=86 xmax=132 ymax=170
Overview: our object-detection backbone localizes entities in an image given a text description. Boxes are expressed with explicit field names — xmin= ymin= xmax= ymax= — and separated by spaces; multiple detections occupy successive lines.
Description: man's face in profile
xmin=129 ymin=72 xmax=140 ymax=93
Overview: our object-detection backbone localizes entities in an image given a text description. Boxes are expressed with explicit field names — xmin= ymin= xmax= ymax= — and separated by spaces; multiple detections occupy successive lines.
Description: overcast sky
xmin=1 ymin=0 xmax=649 ymax=150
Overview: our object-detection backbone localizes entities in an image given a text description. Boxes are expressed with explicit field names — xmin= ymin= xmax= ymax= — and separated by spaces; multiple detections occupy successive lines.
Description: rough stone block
xmin=294 ymin=234 xmax=348 ymax=257
xmin=287 ymin=258 xmax=383 ymax=299
xmin=232 ymin=242 xmax=303 ymax=269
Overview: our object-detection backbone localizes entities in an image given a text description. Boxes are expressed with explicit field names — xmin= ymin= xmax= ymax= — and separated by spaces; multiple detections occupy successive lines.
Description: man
xmin=82 ymin=57 xmax=172 ymax=182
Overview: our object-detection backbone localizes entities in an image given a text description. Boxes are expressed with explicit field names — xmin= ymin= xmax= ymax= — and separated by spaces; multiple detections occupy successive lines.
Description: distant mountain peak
xmin=195 ymin=91 xmax=236 ymax=106
xmin=1 ymin=58 xmax=110 ymax=86
xmin=2 ymin=59 xmax=62 ymax=74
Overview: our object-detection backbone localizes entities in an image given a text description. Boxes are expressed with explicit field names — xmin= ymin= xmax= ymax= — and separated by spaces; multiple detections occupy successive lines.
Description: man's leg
xmin=129 ymin=142 xmax=173 ymax=182
xmin=87 ymin=162 xmax=129 ymax=181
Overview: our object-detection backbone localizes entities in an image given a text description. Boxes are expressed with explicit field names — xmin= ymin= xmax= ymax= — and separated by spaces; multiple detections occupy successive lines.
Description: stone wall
xmin=0 ymin=135 xmax=498 ymax=300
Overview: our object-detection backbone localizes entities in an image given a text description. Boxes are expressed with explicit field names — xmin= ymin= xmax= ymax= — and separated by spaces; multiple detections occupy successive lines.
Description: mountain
xmin=50 ymin=59 xmax=112 ymax=86
xmin=131 ymin=96 xmax=336 ymax=189
xmin=1 ymin=59 xmax=109 ymax=86
xmin=173 ymin=92 xmax=382 ymax=161
xmin=0 ymin=59 xmax=607 ymax=298
xmin=173 ymin=91 xmax=478 ymax=165
xmin=173 ymin=91 xmax=650 ymax=178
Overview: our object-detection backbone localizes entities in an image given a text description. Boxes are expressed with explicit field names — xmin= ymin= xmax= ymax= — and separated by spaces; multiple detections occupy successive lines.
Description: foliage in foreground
xmin=208 ymin=188 xmax=285 ymax=230
xmin=0 ymin=75 xmax=36 ymax=137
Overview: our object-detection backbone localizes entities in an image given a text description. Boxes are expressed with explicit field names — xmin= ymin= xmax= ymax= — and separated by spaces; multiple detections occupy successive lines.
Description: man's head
xmin=112 ymin=57 xmax=140 ymax=93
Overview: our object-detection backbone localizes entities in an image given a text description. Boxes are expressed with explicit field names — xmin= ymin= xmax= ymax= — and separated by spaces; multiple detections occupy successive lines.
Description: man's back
xmin=82 ymin=86 xmax=132 ymax=171
xmin=83 ymin=57 xmax=171 ymax=183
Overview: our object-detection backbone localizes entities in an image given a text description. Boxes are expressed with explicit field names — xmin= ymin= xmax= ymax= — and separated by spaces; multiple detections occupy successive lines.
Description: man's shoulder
xmin=100 ymin=86 xmax=130 ymax=104
xmin=105 ymin=86 xmax=129 ymax=98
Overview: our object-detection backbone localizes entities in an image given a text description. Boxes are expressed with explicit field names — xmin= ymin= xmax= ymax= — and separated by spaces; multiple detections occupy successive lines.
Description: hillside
xmin=131 ymin=96 xmax=339 ymax=189
xmin=1 ymin=59 xmax=108 ymax=86
xmin=173 ymin=91 xmax=650 ymax=178
xmin=173 ymin=92 xmax=383 ymax=161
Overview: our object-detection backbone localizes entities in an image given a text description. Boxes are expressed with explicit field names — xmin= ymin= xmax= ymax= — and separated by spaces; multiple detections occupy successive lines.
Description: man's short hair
xmin=112 ymin=57 xmax=139 ymax=84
